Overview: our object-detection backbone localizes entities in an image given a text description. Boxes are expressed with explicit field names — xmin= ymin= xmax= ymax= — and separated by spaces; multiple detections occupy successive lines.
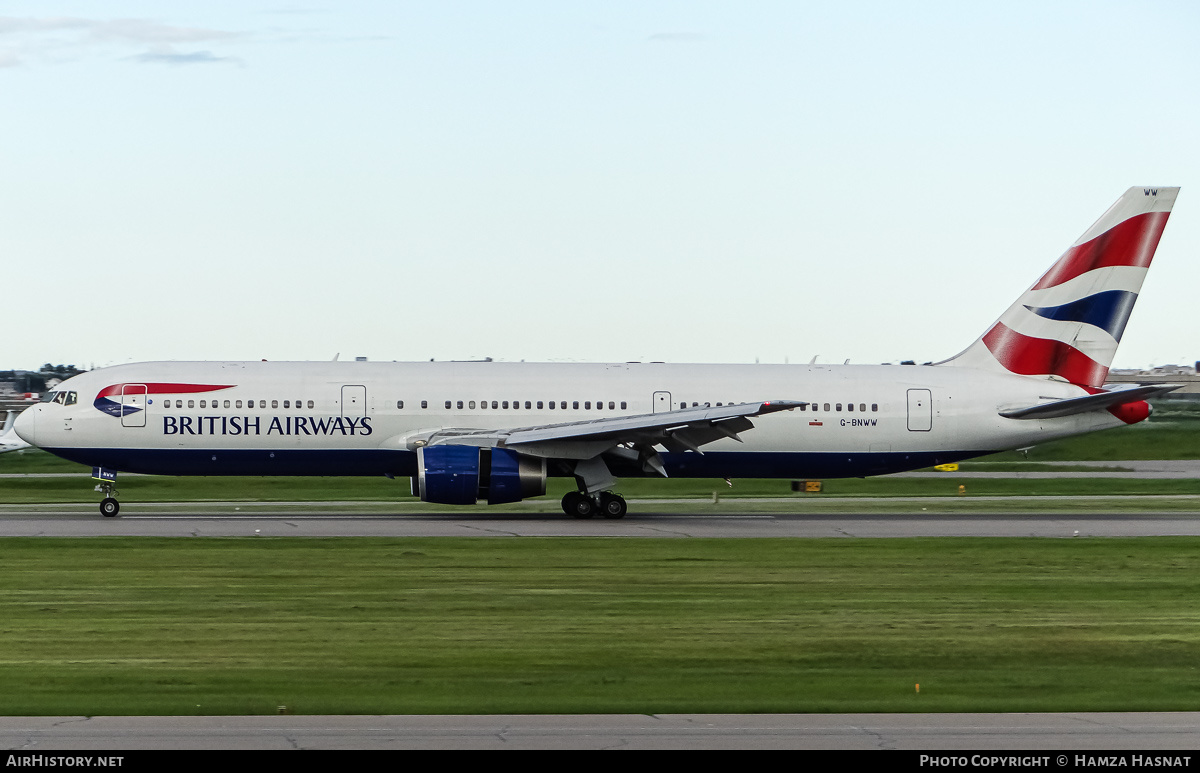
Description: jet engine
xmin=413 ymin=445 xmax=547 ymax=505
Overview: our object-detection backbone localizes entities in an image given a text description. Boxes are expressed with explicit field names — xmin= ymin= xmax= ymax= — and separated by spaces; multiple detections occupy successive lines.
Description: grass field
xmin=3 ymin=537 xmax=1200 ymax=715
xmin=2 ymin=418 xmax=1199 ymax=716
xmin=6 ymin=467 xmax=1200 ymax=513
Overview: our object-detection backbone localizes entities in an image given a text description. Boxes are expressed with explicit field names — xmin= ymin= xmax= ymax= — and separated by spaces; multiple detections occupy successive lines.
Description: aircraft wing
xmin=407 ymin=400 xmax=806 ymax=462
xmin=999 ymin=384 xmax=1182 ymax=420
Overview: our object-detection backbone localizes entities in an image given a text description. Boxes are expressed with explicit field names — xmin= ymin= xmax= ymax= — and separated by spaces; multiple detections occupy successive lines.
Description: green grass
xmin=979 ymin=419 xmax=1200 ymax=462
xmin=0 ymin=448 xmax=89 ymax=473
xmin=6 ymin=470 xmax=1200 ymax=509
xmin=4 ymin=537 xmax=1200 ymax=715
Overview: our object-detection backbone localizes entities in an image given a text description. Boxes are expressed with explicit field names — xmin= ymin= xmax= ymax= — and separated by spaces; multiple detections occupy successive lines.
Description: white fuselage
xmin=14 ymin=359 xmax=1125 ymax=481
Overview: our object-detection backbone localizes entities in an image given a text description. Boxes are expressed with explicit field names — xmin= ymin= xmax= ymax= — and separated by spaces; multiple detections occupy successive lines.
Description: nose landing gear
xmin=92 ymin=467 xmax=119 ymax=517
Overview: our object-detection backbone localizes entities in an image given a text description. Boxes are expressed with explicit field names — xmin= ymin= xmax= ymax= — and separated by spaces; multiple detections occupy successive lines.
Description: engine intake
xmin=415 ymin=445 xmax=547 ymax=505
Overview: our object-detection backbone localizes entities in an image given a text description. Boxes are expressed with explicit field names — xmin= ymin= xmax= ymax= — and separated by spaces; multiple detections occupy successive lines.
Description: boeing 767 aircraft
xmin=14 ymin=186 xmax=1180 ymax=517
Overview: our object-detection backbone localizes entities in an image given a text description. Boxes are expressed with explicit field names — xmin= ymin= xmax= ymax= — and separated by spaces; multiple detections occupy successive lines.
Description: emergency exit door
xmin=341 ymin=385 xmax=366 ymax=418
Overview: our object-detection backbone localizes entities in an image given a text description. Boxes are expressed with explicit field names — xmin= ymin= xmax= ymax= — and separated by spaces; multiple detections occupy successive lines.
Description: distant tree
xmin=38 ymin=364 xmax=86 ymax=379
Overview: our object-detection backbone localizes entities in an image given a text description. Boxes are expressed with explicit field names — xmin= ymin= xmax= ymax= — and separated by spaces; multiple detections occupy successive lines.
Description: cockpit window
xmin=39 ymin=391 xmax=77 ymax=405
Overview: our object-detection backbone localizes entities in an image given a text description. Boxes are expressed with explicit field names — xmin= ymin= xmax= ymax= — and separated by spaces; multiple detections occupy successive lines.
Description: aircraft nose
xmin=13 ymin=406 xmax=40 ymax=446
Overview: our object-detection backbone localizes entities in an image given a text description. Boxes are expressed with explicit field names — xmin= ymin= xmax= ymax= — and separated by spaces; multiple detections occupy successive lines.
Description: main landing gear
xmin=561 ymin=491 xmax=627 ymax=519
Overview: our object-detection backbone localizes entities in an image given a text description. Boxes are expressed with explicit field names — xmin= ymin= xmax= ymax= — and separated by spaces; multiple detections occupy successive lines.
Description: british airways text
xmin=162 ymin=415 xmax=373 ymax=437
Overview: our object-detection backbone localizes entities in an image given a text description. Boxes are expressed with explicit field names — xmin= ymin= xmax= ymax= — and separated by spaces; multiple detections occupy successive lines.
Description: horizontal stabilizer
xmin=999 ymin=384 xmax=1182 ymax=420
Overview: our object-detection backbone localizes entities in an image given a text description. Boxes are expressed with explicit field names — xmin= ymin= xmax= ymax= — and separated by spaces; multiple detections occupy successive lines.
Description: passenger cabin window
xmin=421 ymin=400 xmax=428 ymax=409
xmin=397 ymin=401 xmax=404 ymax=409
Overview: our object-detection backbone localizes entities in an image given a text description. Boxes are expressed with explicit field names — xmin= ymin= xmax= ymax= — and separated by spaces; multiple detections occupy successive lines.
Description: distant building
xmin=0 ymin=370 xmax=47 ymax=395
xmin=1108 ymin=363 xmax=1200 ymax=397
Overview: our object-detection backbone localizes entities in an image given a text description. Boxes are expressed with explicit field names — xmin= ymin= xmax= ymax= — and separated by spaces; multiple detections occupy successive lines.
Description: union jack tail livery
xmin=945 ymin=187 xmax=1178 ymax=387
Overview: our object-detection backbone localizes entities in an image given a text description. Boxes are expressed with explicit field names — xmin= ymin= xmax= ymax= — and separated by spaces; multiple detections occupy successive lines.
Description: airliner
xmin=0 ymin=411 xmax=31 ymax=454
xmin=14 ymin=186 xmax=1180 ymax=518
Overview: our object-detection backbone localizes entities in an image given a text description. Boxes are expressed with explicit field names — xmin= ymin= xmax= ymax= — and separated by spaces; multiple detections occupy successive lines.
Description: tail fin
xmin=943 ymin=186 xmax=1178 ymax=387
xmin=1 ymin=411 xmax=14 ymax=435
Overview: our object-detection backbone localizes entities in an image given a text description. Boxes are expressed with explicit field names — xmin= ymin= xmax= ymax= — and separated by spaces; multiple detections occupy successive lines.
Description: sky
xmin=3 ymin=1 xmax=1199 ymax=372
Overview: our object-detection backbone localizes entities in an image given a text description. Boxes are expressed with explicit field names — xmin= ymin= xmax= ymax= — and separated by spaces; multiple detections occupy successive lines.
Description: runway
xmin=2 ymin=505 xmax=1200 ymax=537
xmin=4 ymin=712 xmax=1200 ymax=750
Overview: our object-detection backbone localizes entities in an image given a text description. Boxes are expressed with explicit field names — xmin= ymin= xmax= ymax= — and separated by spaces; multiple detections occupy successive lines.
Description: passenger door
xmin=906 ymin=389 xmax=932 ymax=432
xmin=121 ymin=384 xmax=148 ymax=428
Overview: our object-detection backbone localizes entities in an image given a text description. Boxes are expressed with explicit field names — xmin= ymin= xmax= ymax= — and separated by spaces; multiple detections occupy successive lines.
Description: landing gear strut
xmin=561 ymin=491 xmax=627 ymax=519
xmin=93 ymin=467 xmax=119 ymax=517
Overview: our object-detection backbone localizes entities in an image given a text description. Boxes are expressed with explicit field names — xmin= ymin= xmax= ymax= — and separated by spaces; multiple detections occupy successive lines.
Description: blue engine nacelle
xmin=415 ymin=445 xmax=547 ymax=505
